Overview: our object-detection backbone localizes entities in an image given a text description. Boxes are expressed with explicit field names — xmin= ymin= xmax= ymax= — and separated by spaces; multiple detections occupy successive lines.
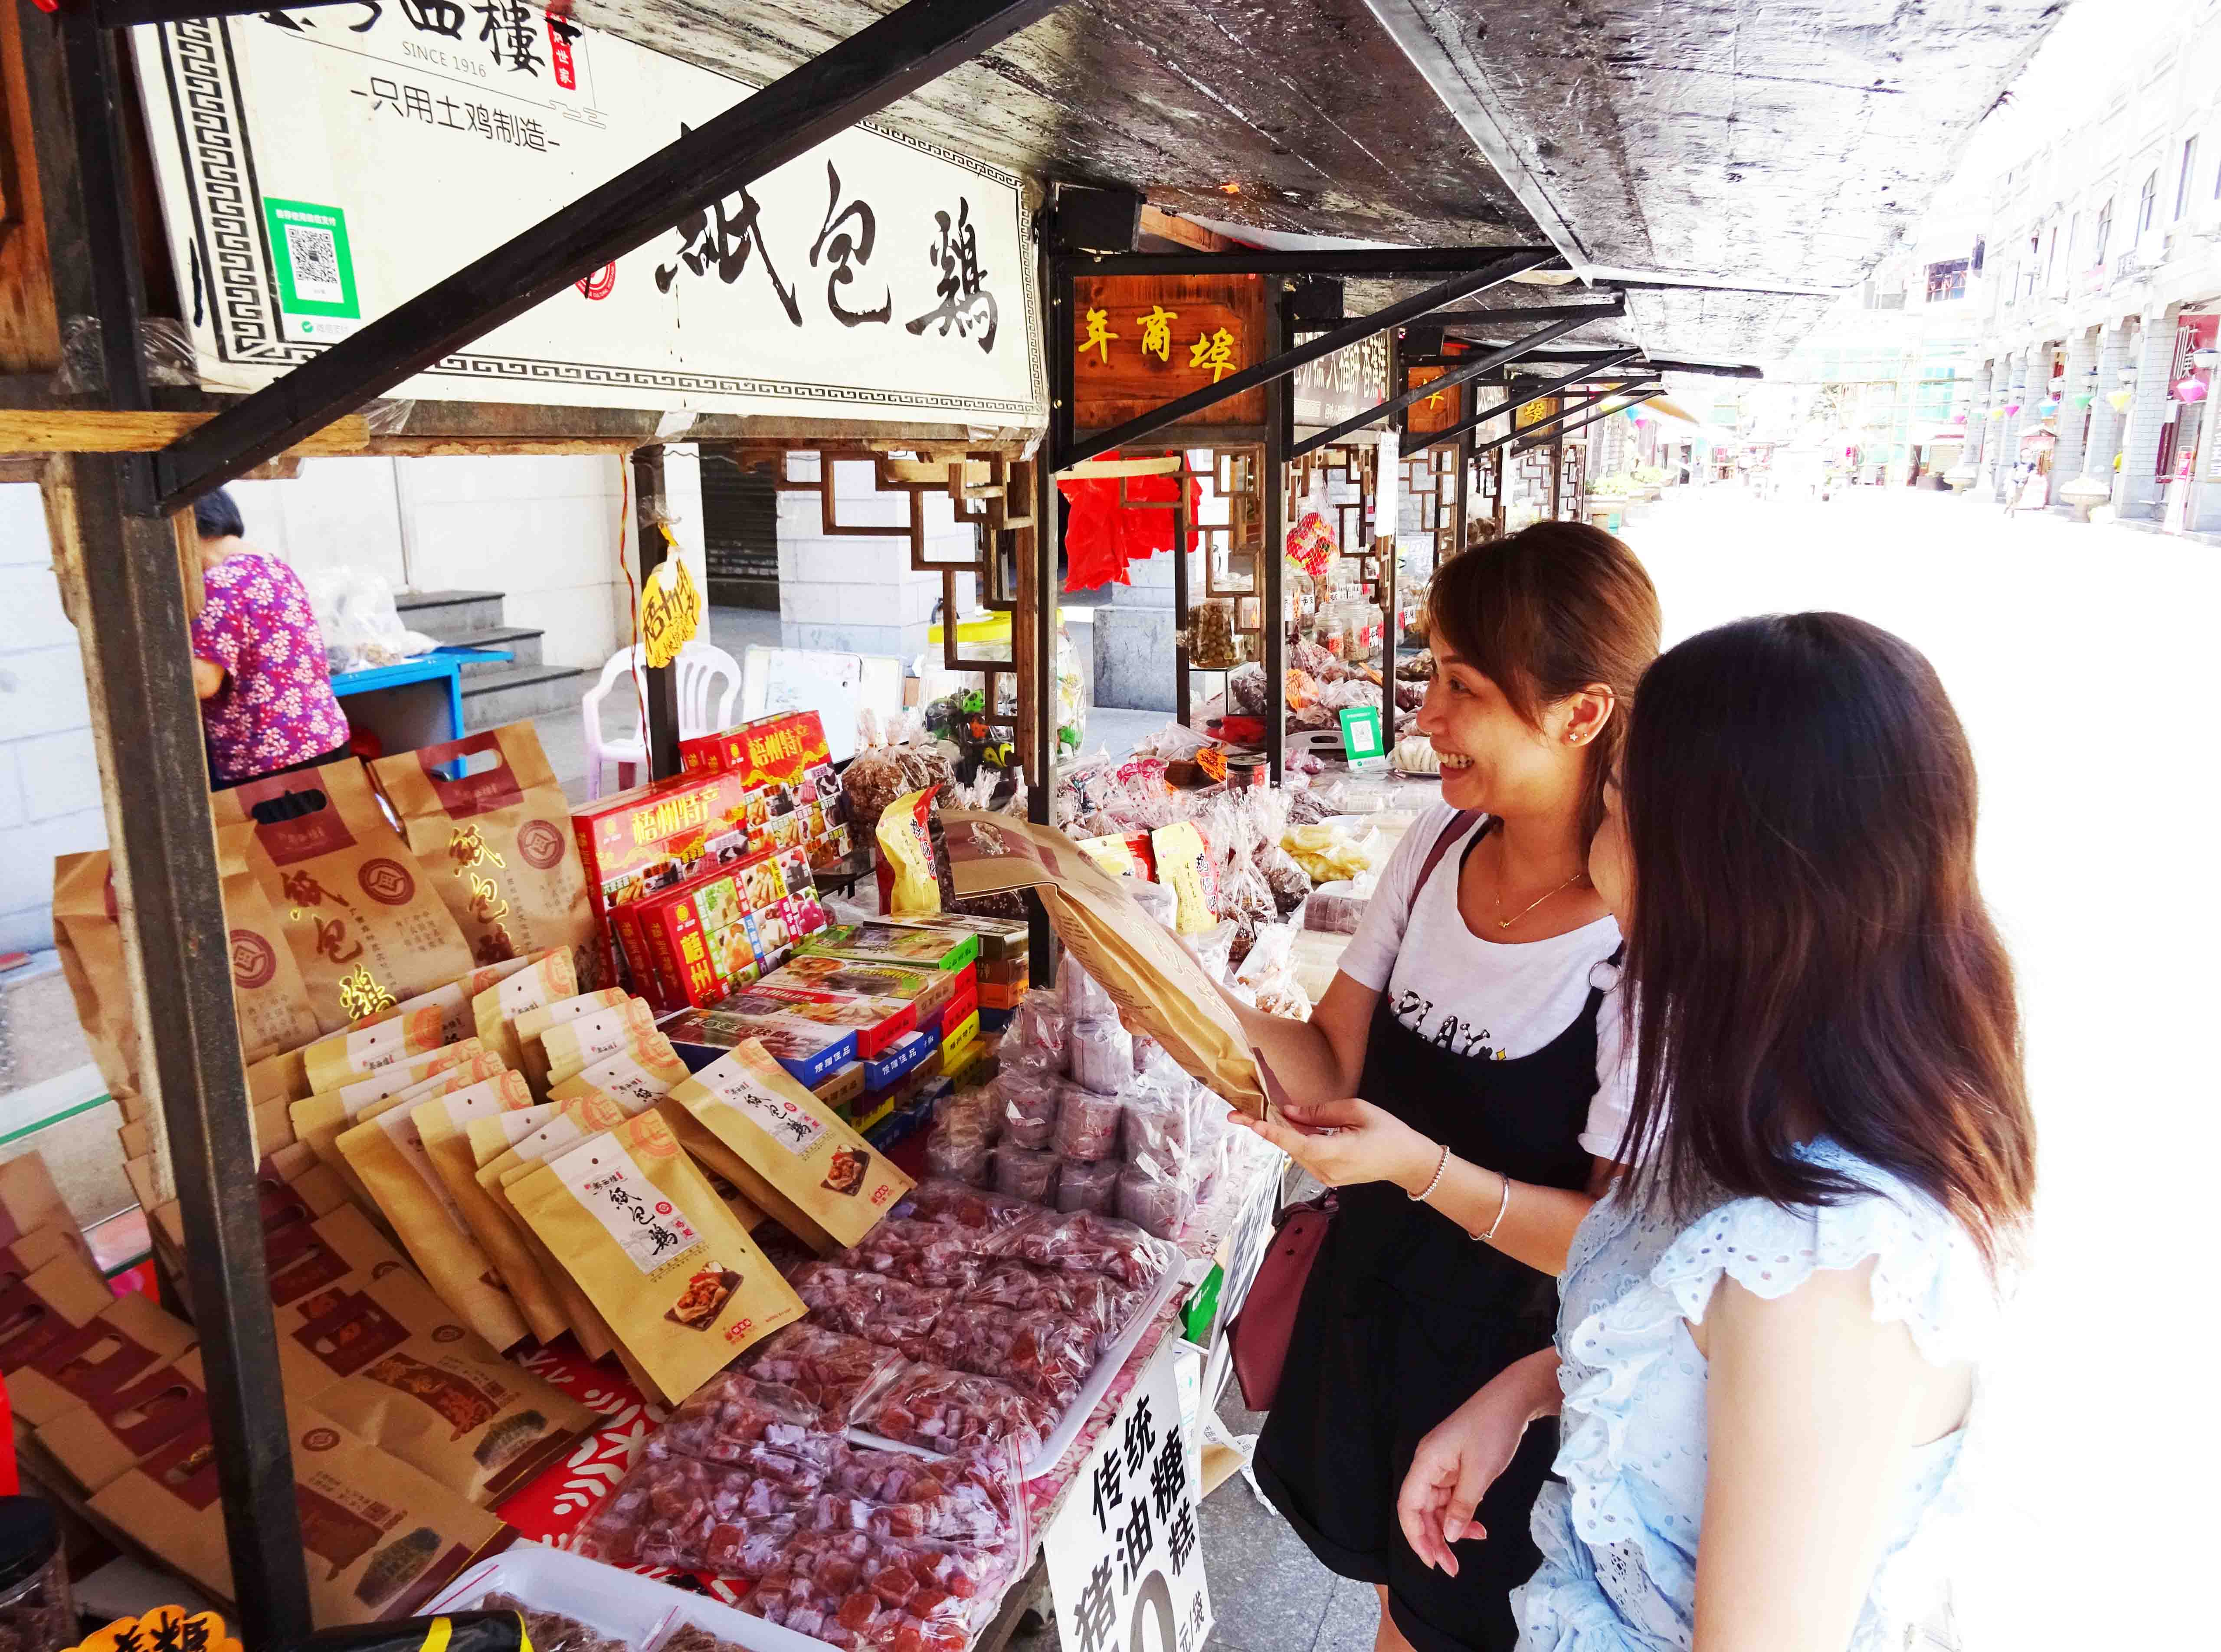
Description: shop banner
xmin=129 ymin=11 xmax=1045 ymax=427
xmin=1044 ymin=1337 xmax=1215 ymax=1652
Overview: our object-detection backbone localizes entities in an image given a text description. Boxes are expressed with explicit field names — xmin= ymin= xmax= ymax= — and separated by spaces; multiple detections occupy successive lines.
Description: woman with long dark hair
xmin=1221 ymin=523 xmax=1661 ymax=1652
xmin=1398 ymin=613 xmax=2035 ymax=1651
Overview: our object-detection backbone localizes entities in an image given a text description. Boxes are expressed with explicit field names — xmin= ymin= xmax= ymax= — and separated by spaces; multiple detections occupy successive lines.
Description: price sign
xmin=1045 ymin=1339 xmax=1215 ymax=1652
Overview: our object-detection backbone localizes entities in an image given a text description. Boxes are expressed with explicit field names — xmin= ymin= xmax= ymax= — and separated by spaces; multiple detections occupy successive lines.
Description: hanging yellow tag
xmin=640 ymin=527 xmax=701 ymax=669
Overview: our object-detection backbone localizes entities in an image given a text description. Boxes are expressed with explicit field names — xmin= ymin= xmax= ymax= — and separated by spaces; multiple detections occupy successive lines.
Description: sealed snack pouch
xmin=876 ymin=788 xmax=942 ymax=918
xmin=336 ymin=1072 xmax=536 ymax=1349
xmin=469 ymin=948 xmax=579 ymax=1075
xmin=509 ymin=987 xmax=630 ymax=1093
xmin=301 ymin=951 xmax=541 ymax=1093
xmin=660 ymin=1040 xmax=912 ymax=1252
xmin=506 ymin=1110 xmax=806 ymax=1405
xmin=414 ymin=1080 xmax=572 ymax=1345
xmin=370 ymin=724 xmax=597 ymax=978
xmin=211 ymin=756 xmax=476 ymax=1029
xmin=540 ymin=998 xmax=658 ymax=1088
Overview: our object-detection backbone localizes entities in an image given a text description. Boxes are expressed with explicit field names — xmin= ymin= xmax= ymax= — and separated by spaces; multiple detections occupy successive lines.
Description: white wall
xmin=0 ymin=485 xmax=102 ymax=956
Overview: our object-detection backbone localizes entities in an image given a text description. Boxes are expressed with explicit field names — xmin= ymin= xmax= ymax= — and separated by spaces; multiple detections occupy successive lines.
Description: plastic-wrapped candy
xmin=1051 ymin=1083 xmax=1123 ymax=1161
xmin=959 ymin=1259 xmax=1141 ymax=1341
xmin=835 ymin=1217 xmax=998 ymax=1291
xmin=852 ymin=1361 xmax=1055 ymax=1461
xmin=991 ymin=1145 xmax=1059 ymax=1203
xmin=904 ymin=1301 xmax=1096 ymax=1406
xmin=891 ymin=1179 xmax=1037 ymax=1234
xmin=742 ymin=1324 xmax=908 ymax=1419
xmin=1054 ymin=1156 xmax=1121 ymax=1216
xmin=993 ymin=1068 xmax=1061 ymax=1149
xmin=1116 ymin=1162 xmax=1196 ymax=1240
xmin=789 ymin=1263 xmax=949 ymax=1350
xmin=999 ymin=988 xmax=1068 ymax=1078
xmin=1067 ymin=1016 xmax=1133 ymax=1096
xmin=644 ymin=1372 xmax=827 ymax=1464
xmin=1001 ymin=1208 xmax=1175 ymax=1288
xmin=1057 ymin=954 xmax=1117 ymax=1021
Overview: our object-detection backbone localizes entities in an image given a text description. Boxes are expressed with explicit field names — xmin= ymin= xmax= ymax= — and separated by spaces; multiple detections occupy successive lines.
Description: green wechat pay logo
xmin=263 ymin=198 xmax=360 ymax=321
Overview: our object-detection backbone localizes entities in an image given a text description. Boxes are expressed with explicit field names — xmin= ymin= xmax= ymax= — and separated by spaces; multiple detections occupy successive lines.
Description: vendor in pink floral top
xmin=190 ymin=488 xmax=352 ymax=788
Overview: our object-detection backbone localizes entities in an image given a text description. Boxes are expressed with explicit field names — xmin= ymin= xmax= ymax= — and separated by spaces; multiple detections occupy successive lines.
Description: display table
xmin=330 ymin=646 xmax=513 ymax=751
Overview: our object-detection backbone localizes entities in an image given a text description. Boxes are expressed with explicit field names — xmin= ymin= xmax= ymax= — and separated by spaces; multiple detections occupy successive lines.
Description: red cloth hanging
xmin=1057 ymin=454 xmax=1202 ymax=592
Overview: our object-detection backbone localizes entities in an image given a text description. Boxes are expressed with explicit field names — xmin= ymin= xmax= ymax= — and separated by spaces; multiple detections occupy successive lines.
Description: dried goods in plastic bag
xmin=789 ymin=1263 xmax=948 ymax=1350
xmin=990 ymin=1146 xmax=1058 ymax=1204
xmin=1067 ymin=1016 xmax=1132 ymax=1096
xmin=741 ymin=1324 xmax=907 ymax=1419
xmin=645 ymin=1370 xmax=830 ymax=1464
xmin=889 ymin=1179 xmax=1037 ymax=1234
xmin=852 ymin=1362 xmax=1055 ymax=1459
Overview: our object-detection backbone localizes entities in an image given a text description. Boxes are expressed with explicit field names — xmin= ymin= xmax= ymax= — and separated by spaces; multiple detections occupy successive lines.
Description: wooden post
xmin=632 ymin=446 xmax=683 ymax=779
xmin=46 ymin=453 xmax=313 ymax=1647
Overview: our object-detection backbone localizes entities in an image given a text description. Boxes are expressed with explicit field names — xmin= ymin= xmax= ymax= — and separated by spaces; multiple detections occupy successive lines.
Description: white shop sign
xmin=1045 ymin=1338 xmax=1215 ymax=1652
xmin=129 ymin=10 xmax=1045 ymax=427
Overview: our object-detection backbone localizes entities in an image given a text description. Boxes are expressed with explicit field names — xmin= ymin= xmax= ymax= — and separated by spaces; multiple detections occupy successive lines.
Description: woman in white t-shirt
xmin=1217 ymin=524 xmax=1660 ymax=1652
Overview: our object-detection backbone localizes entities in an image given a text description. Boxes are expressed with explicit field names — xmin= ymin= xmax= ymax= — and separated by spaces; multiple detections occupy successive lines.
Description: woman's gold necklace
xmin=1493 ymin=867 xmax=1587 ymax=930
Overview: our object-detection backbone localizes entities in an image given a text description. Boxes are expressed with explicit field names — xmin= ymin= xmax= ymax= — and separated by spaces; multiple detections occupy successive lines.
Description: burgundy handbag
xmin=1225 ymin=809 xmax=1481 ymax=1411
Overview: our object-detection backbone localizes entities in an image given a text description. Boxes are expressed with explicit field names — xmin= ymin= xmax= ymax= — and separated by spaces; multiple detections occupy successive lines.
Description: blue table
xmin=330 ymin=645 xmax=512 ymax=751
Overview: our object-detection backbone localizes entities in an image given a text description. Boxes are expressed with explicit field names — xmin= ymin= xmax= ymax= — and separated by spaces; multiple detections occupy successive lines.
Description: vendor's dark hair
xmin=1424 ymin=521 xmax=1658 ymax=847
xmin=193 ymin=487 xmax=244 ymax=541
xmin=1615 ymin=613 xmax=2034 ymax=1271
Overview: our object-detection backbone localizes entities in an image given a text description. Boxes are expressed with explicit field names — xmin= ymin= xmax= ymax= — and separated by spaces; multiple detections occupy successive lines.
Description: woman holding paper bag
xmin=1218 ymin=525 xmax=1659 ymax=1652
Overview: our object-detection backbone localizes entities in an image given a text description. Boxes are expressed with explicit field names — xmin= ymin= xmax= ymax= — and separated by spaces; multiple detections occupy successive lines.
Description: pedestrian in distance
xmin=1218 ymin=523 xmax=1661 ymax=1652
xmin=1399 ymin=613 xmax=2033 ymax=1652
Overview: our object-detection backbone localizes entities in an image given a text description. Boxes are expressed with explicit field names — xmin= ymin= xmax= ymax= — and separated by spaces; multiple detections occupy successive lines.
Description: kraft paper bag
xmin=507 ymin=1111 xmax=805 ymax=1406
xmin=942 ymin=808 xmax=1267 ymax=1114
xmin=336 ymin=1073 xmax=537 ymax=1350
xmin=301 ymin=951 xmax=542 ymax=1094
xmin=371 ymin=723 xmax=598 ymax=980
xmin=212 ymin=757 xmax=476 ymax=1032
xmin=658 ymin=1039 xmax=910 ymax=1252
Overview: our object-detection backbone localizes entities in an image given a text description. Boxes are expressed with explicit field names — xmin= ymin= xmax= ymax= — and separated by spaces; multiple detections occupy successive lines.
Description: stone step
xmin=396 ymin=588 xmax=507 ymax=642
xmin=459 ymin=663 xmax=586 ymax=731
xmin=455 ymin=626 xmax=545 ymax=677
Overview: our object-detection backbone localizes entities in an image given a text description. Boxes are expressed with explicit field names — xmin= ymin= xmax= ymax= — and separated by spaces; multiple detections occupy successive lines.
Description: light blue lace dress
xmin=1513 ymin=1141 xmax=2001 ymax=1652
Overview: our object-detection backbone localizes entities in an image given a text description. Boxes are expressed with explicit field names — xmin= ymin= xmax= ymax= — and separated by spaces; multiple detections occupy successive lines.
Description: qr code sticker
xmin=284 ymin=222 xmax=344 ymax=305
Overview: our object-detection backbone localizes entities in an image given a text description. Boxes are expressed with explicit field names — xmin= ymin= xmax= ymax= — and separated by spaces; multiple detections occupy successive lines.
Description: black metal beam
xmin=1056 ymin=245 xmax=1560 ymax=279
xmin=149 ymin=0 xmax=1078 ymax=513
xmin=1062 ymin=247 xmax=1557 ymax=469
xmin=1404 ymin=351 xmax=1642 ymax=455
xmin=1289 ymin=310 xmax=1599 ymax=459
xmin=92 ymin=0 xmax=357 ymax=23
xmin=1513 ymin=392 xmax=1664 ymax=454
xmin=1481 ymin=384 xmax=1659 ymax=457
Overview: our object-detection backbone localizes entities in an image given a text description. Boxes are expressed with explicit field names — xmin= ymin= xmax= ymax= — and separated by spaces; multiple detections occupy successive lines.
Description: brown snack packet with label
xmin=511 ymin=988 xmax=631 ymax=1094
xmin=302 ymin=952 xmax=545 ymax=1095
xmin=4 ymin=1287 xmax=198 ymax=1429
xmin=214 ymin=822 xmax=327 ymax=1061
xmin=266 ymin=1205 xmax=591 ymax=1503
xmin=507 ymin=1111 xmax=806 ymax=1406
xmin=337 ymin=1074 xmax=537 ymax=1350
xmin=91 ymin=1398 xmax=515 ymax=1625
xmin=291 ymin=1040 xmax=494 ymax=1192
xmin=212 ymin=756 xmax=478 ymax=1032
xmin=942 ymin=808 xmax=1268 ymax=1114
xmin=540 ymin=998 xmax=658 ymax=1089
xmin=371 ymin=724 xmax=599 ymax=982
xmin=470 ymin=949 xmax=579 ymax=1077
xmin=51 ymin=852 xmax=147 ymax=1102
xmin=545 ymin=1032 xmax=689 ymax=1110
xmin=659 ymin=1040 xmax=911 ymax=1252
xmin=416 ymin=1086 xmax=570 ymax=1346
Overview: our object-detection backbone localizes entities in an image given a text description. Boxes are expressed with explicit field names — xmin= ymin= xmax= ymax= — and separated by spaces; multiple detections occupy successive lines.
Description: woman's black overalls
xmin=1253 ymin=819 xmax=1618 ymax=1652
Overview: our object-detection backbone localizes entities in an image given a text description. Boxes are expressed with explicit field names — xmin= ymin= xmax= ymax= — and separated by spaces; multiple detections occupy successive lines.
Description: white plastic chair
xmin=580 ymin=640 xmax=743 ymax=798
